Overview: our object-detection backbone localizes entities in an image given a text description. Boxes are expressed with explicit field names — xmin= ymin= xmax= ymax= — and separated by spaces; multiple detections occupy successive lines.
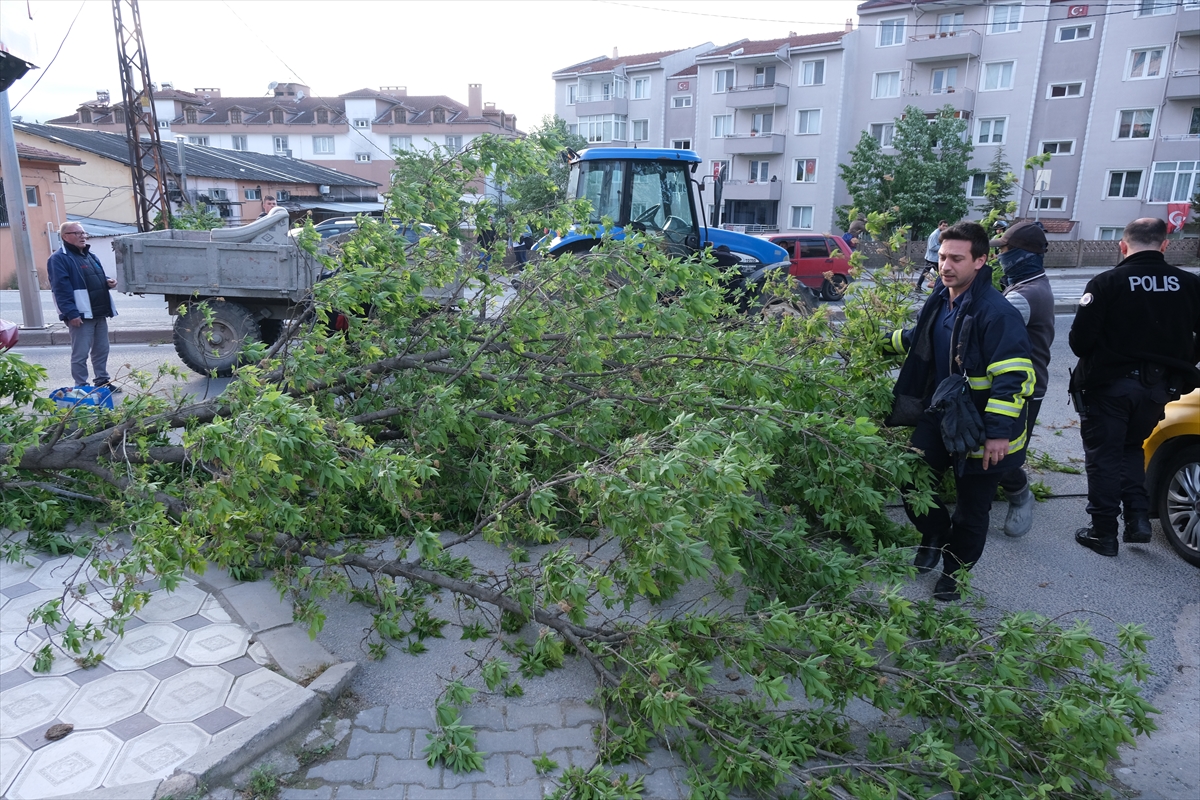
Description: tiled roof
xmin=15 ymin=142 xmax=84 ymax=165
xmin=15 ymin=123 xmax=377 ymax=187
xmin=857 ymin=0 xmax=909 ymax=11
xmin=700 ymin=31 xmax=848 ymax=58
xmin=553 ymin=49 xmax=687 ymax=77
xmin=1015 ymin=217 xmax=1077 ymax=235
xmin=670 ymin=65 xmax=699 ymax=78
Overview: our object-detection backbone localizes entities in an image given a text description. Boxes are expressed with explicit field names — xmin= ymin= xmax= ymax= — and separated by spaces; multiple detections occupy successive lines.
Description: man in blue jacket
xmin=48 ymin=222 xmax=119 ymax=390
xmin=883 ymin=222 xmax=1035 ymax=601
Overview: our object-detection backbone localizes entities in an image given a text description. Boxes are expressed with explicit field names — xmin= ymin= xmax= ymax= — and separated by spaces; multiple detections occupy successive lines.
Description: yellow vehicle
xmin=1145 ymin=390 xmax=1200 ymax=567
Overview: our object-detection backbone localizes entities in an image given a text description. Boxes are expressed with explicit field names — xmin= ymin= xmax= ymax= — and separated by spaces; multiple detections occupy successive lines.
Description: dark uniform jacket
xmin=1069 ymin=249 xmax=1200 ymax=391
xmin=884 ymin=264 xmax=1035 ymax=474
xmin=1003 ymin=274 xmax=1055 ymax=401
xmin=47 ymin=243 xmax=116 ymax=322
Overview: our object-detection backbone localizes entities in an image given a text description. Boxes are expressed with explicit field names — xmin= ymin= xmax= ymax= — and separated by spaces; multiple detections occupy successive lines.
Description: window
xmin=1137 ymin=0 xmax=1174 ymax=16
xmin=567 ymin=85 xmax=577 ymax=105
xmin=795 ymin=109 xmax=821 ymax=135
xmin=1048 ymin=81 xmax=1084 ymax=98
xmin=977 ymin=117 xmax=1007 ymax=144
xmin=389 ymin=135 xmax=412 ymax=152
xmin=754 ymin=66 xmax=777 ymax=87
xmin=1057 ymin=23 xmax=1093 ymax=41
xmin=879 ymin=17 xmax=906 ymax=46
xmin=355 ymin=153 xmax=371 ymax=163
xmin=969 ymin=174 xmax=988 ymax=197
xmin=1127 ymin=47 xmax=1165 ymax=80
xmin=789 ymin=206 xmax=815 ymax=229
xmin=445 ymin=135 xmax=464 ymax=152
xmin=273 ymin=135 xmax=289 ymax=153
xmin=1030 ymin=196 xmax=1066 ymax=211
xmin=714 ymin=69 xmax=734 ymax=93
xmin=25 ymin=186 xmax=38 ymax=206
xmin=989 ymin=3 xmax=1021 ymax=33
xmin=1041 ymin=140 xmax=1075 ymax=155
xmin=931 ymin=67 xmax=958 ymax=94
xmin=874 ymin=71 xmax=901 ymax=98
xmin=114 ymin=109 xmax=124 ymax=123
xmin=1116 ymin=108 xmax=1154 ymax=139
xmin=800 ymin=59 xmax=825 ymax=86
xmin=79 ymin=108 xmax=92 ymax=123
xmin=271 ymin=109 xmax=284 ymax=123
xmin=749 ymin=161 xmax=770 ymax=182
xmin=208 ymin=188 xmax=228 ymax=201
xmin=316 ymin=109 xmax=328 ymax=124
xmin=751 ymin=112 xmax=773 ymax=134
xmin=711 ymin=160 xmax=730 ymax=181
xmin=1107 ymin=170 xmax=1143 ymax=198
xmin=392 ymin=108 xmax=406 ymax=123
xmin=632 ymin=119 xmax=649 ymax=141
xmin=793 ymin=158 xmax=818 ymax=183
xmin=671 ymin=95 xmax=692 ymax=108
xmin=632 ymin=77 xmax=650 ymax=99
xmin=244 ymin=188 xmax=261 ymax=201
xmin=870 ymin=123 xmax=895 ymax=147
xmin=712 ymin=114 xmax=734 ymax=137
xmin=353 ymin=118 xmax=370 ymax=129
xmin=433 ymin=108 xmax=446 ymax=123
xmin=579 ymin=115 xmax=627 ymax=143
xmin=939 ymin=12 xmax=964 ymax=32
xmin=231 ymin=135 xmax=247 ymax=151
xmin=313 ymin=135 xmax=334 ymax=154
xmin=188 ymin=136 xmax=209 ymax=146
xmin=229 ymin=109 xmax=241 ymax=124
xmin=1149 ymin=161 xmax=1200 ymax=202
xmin=276 ymin=190 xmax=290 ymax=202
xmin=982 ymin=61 xmax=1015 ymax=91
xmin=1191 ymin=107 xmax=1200 ymax=136
xmin=1098 ymin=227 xmax=1123 ymax=240
xmin=185 ymin=108 xmax=197 ymax=124
xmin=672 ymin=139 xmax=692 ymax=150
xmin=158 ymin=120 xmax=170 ymax=129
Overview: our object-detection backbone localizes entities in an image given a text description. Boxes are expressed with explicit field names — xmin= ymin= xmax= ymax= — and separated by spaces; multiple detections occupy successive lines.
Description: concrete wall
xmin=0 ymin=159 xmax=71 ymax=288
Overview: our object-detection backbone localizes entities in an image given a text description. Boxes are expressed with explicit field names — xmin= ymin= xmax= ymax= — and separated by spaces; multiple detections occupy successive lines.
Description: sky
xmin=3 ymin=0 xmax=862 ymax=130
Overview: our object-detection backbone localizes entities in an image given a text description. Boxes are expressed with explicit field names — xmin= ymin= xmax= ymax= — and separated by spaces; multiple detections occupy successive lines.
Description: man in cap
xmin=990 ymin=221 xmax=1055 ymax=538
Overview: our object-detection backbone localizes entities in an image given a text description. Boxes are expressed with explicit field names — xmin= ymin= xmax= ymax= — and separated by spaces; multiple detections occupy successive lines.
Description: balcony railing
xmin=1160 ymin=133 xmax=1200 ymax=141
xmin=905 ymin=28 xmax=982 ymax=63
xmin=904 ymin=87 xmax=976 ymax=116
xmin=724 ymin=83 xmax=789 ymax=109
xmin=573 ymin=95 xmax=629 ymax=115
xmin=722 ymin=132 xmax=785 ymax=155
xmin=719 ymin=179 xmax=783 ymax=201
xmin=1164 ymin=69 xmax=1200 ymax=101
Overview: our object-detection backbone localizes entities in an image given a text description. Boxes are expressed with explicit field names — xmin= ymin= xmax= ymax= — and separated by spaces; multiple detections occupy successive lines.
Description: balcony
xmin=905 ymin=87 xmax=975 ymax=117
xmin=573 ymin=95 xmax=628 ymax=116
xmin=1180 ymin=5 xmax=1199 ymax=36
xmin=724 ymin=83 xmax=789 ymax=109
xmin=722 ymin=132 xmax=785 ymax=155
xmin=1164 ymin=69 xmax=1200 ymax=101
xmin=720 ymin=180 xmax=783 ymax=201
xmin=905 ymin=29 xmax=982 ymax=63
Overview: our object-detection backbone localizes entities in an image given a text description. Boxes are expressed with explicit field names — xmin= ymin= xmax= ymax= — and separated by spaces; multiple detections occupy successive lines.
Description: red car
xmin=763 ymin=234 xmax=853 ymax=301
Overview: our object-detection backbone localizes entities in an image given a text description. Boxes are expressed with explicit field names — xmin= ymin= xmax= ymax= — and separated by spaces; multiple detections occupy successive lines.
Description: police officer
xmin=1070 ymin=218 xmax=1200 ymax=556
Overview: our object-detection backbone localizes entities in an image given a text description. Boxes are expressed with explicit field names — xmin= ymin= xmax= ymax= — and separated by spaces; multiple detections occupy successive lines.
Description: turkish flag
xmin=1167 ymin=202 xmax=1191 ymax=233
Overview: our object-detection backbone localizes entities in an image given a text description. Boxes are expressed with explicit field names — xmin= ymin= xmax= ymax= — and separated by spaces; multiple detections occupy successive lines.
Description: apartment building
xmin=46 ymin=83 xmax=521 ymax=196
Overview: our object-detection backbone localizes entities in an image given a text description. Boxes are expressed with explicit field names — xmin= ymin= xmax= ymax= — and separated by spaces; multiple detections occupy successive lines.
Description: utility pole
xmin=112 ymin=0 xmax=171 ymax=232
xmin=0 ymin=89 xmax=46 ymax=328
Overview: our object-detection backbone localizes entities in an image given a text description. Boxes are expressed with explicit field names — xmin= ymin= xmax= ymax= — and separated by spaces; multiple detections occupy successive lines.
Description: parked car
xmin=1144 ymin=389 xmax=1200 ymax=567
xmin=761 ymin=234 xmax=853 ymax=301
xmin=289 ymin=217 xmax=433 ymax=242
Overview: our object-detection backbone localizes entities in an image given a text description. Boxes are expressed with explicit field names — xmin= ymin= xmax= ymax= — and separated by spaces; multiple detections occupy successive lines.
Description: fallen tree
xmin=0 ymin=136 xmax=1155 ymax=799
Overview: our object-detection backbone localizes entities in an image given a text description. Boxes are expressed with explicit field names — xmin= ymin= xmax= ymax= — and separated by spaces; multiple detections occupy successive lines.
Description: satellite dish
xmin=294 ymin=90 xmax=305 ymax=102
xmin=730 ymin=48 xmax=744 ymax=56
xmin=267 ymin=81 xmax=278 ymax=93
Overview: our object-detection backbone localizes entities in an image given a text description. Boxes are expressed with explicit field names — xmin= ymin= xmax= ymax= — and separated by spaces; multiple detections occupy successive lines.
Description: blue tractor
xmin=540 ymin=148 xmax=814 ymax=315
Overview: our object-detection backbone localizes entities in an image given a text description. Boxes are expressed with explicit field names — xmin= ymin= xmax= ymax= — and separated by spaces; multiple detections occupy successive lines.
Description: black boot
xmin=913 ymin=536 xmax=942 ymax=574
xmin=1075 ymin=517 xmax=1118 ymax=557
xmin=933 ymin=573 xmax=960 ymax=602
xmin=1123 ymin=512 xmax=1153 ymax=544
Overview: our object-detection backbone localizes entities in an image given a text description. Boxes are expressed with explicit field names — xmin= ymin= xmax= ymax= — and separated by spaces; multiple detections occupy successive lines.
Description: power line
xmin=11 ymin=2 xmax=87 ymax=111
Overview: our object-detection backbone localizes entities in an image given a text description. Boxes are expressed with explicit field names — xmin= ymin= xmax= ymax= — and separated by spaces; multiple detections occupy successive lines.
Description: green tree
xmin=977 ymin=146 xmax=1017 ymax=224
xmin=840 ymin=105 xmax=973 ymax=239
xmin=0 ymin=134 xmax=1157 ymax=799
xmin=505 ymin=115 xmax=587 ymax=218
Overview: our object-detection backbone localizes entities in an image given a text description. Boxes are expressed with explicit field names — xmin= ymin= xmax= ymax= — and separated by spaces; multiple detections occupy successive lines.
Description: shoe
xmin=1123 ymin=513 xmax=1152 ymax=544
xmin=933 ymin=574 xmax=960 ymax=602
xmin=1075 ymin=526 xmax=1118 ymax=557
xmin=914 ymin=543 xmax=941 ymax=574
xmin=94 ymin=380 xmax=122 ymax=395
xmin=1003 ymin=485 xmax=1034 ymax=538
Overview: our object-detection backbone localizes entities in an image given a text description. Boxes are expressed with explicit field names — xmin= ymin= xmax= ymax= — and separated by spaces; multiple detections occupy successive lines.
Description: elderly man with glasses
xmin=48 ymin=222 xmax=120 ymax=391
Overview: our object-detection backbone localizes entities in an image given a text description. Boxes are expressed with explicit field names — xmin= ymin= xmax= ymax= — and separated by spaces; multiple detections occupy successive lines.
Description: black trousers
xmin=903 ymin=418 xmax=1005 ymax=574
xmin=1080 ymin=377 xmax=1169 ymax=522
xmin=999 ymin=397 xmax=1043 ymax=494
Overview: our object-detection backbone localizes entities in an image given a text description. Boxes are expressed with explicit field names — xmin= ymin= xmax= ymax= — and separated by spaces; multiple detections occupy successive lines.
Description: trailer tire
xmin=173 ymin=300 xmax=260 ymax=377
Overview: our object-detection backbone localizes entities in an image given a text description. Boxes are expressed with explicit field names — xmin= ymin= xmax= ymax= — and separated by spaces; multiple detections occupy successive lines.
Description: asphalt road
xmin=11 ymin=315 xmax=1200 ymax=799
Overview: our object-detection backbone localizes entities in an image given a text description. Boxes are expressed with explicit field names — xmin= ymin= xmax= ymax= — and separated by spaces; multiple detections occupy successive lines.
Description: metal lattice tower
xmin=112 ymin=0 xmax=170 ymax=231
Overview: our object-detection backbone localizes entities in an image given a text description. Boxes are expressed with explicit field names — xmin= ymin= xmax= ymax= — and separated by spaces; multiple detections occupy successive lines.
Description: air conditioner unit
xmin=319 ymin=185 xmax=330 ymax=195
xmin=209 ymin=189 xmax=228 ymax=201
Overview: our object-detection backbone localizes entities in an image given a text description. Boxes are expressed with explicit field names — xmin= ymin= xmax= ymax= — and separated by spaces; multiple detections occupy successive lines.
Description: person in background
xmin=1069 ymin=218 xmax=1200 ymax=557
xmin=48 ymin=222 xmax=120 ymax=392
xmin=258 ymin=194 xmax=278 ymax=219
xmin=843 ymin=213 xmax=868 ymax=251
xmin=989 ymin=221 xmax=1055 ymax=538
xmin=918 ymin=220 xmax=949 ymax=290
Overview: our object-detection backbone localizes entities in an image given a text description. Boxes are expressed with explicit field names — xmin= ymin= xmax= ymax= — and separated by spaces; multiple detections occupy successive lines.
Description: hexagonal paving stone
xmin=0 ymin=738 xmax=32 ymax=796
xmin=177 ymin=623 xmax=249 ymax=666
xmin=62 ymin=670 xmax=158 ymax=728
xmin=225 ymin=668 xmax=301 ymax=717
xmin=0 ymin=630 xmax=44 ymax=674
xmin=5 ymin=729 xmax=121 ymax=800
xmin=19 ymin=632 xmax=113 ymax=678
xmin=104 ymin=624 xmax=185 ymax=671
xmin=145 ymin=666 xmax=233 ymax=723
xmin=28 ymin=555 xmax=96 ymax=590
xmin=0 ymin=589 xmax=61 ymax=631
xmin=104 ymin=723 xmax=210 ymax=787
xmin=135 ymin=583 xmax=208 ymax=624
xmin=198 ymin=595 xmax=231 ymax=623
xmin=0 ymin=675 xmax=78 ymax=736
xmin=0 ymin=553 xmax=40 ymax=587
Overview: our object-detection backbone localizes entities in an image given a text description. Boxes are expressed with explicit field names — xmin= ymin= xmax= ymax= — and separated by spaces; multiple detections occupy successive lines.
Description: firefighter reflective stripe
xmin=967 ymin=424 xmax=1029 ymax=459
xmin=968 ymin=375 xmax=992 ymax=391
xmin=988 ymin=358 xmax=1036 ymax=399
xmin=986 ymin=397 xmax=1024 ymax=418
xmin=889 ymin=329 xmax=906 ymax=355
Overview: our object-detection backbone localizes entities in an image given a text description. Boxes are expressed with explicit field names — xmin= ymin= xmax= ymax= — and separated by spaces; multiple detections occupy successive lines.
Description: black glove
xmin=929 ymin=374 xmax=986 ymax=456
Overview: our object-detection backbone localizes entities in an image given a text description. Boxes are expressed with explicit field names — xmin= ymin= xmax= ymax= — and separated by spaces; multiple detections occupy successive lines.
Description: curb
xmin=12 ymin=328 xmax=174 ymax=347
